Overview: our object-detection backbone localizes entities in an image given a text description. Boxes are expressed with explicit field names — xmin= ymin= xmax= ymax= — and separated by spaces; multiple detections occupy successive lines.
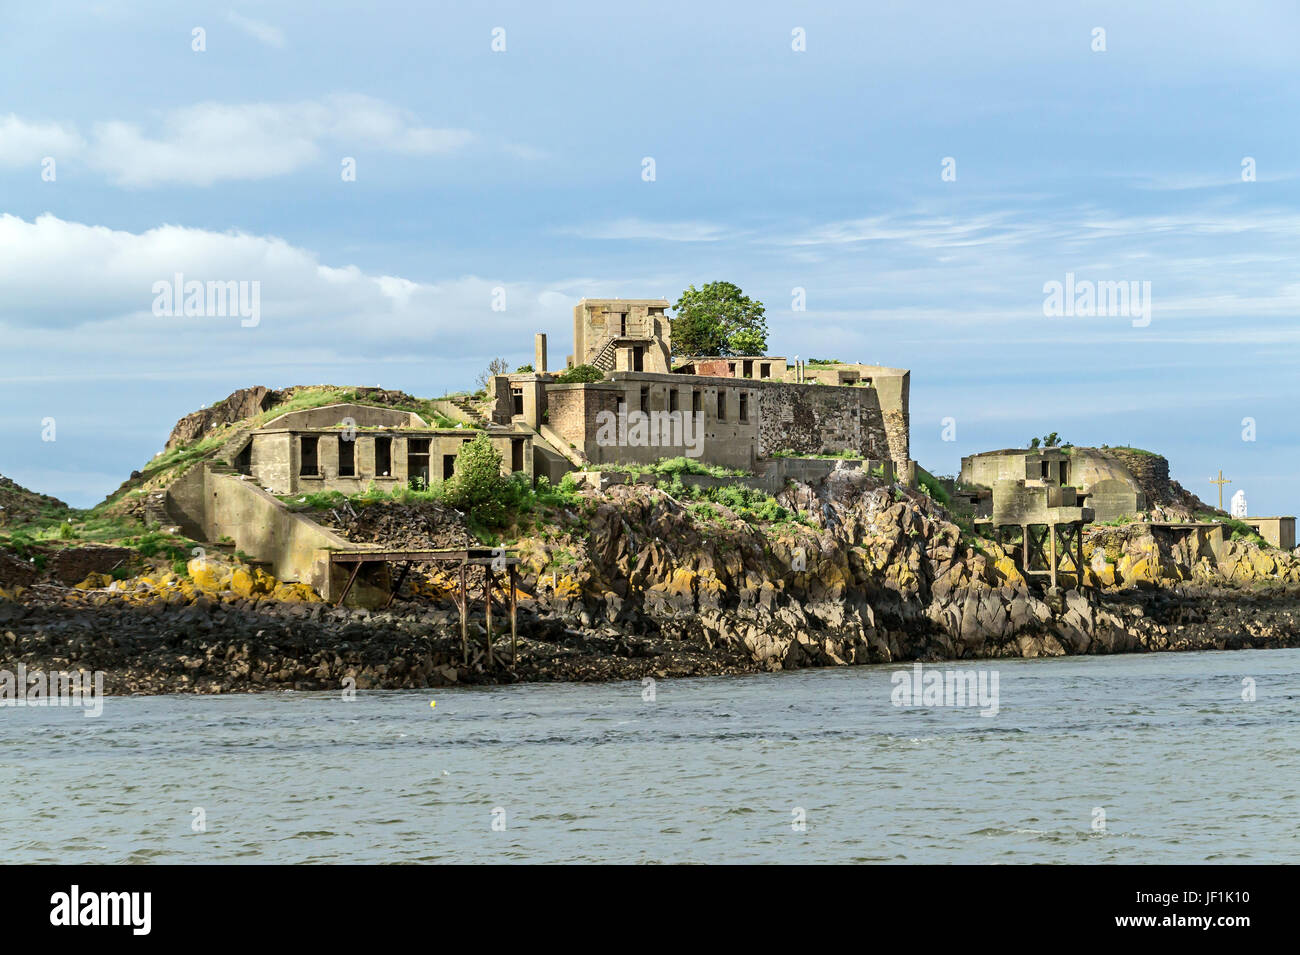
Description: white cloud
xmin=0 ymin=213 xmax=610 ymax=375
xmin=226 ymin=12 xmax=285 ymax=48
xmin=0 ymin=96 xmax=474 ymax=187
xmin=88 ymin=95 xmax=473 ymax=186
xmin=0 ymin=114 xmax=85 ymax=165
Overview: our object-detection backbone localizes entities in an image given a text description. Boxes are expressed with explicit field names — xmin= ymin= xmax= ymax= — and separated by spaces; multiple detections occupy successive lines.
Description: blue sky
xmin=2 ymin=1 xmax=1298 ymax=512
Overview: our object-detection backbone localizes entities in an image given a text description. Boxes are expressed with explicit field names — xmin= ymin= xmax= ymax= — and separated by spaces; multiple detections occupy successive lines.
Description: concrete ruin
xmin=507 ymin=301 xmax=912 ymax=479
xmin=228 ymin=403 xmax=533 ymax=494
xmin=570 ymin=298 xmax=673 ymax=373
xmin=961 ymin=447 xmax=1145 ymax=523
xmin=163 ymin=296 xmax=917 ymax=604
xmin=1242 ymin=516 xmax=1297 ymax=550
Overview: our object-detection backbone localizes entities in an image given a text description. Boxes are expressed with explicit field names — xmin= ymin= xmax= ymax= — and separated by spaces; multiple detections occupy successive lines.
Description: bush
xmin=444 ymin=434 xmax=509 ymax=527
xmin=556 ymin=364 xmax=605 ymax=384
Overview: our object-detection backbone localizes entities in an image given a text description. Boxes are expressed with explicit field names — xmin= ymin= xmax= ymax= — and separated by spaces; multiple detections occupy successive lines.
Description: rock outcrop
xmin=3 ymin=475 xmax=1298 ymax=694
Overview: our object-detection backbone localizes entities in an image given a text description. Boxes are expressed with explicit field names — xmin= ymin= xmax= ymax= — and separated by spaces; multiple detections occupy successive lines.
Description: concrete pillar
xmin=535 ymin=333 xmax=548 ymax=373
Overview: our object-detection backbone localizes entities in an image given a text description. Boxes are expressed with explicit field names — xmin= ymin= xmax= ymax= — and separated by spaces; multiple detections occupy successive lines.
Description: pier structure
xmin=977 ymin=479 xmax=1094 ymax=590
xmin=329 ymin=547 xmax=521 ymax=666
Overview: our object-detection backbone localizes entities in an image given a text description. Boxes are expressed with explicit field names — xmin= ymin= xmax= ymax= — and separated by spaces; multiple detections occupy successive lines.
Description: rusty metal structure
xmin=329 ymin=547 xmax=520 ymax=665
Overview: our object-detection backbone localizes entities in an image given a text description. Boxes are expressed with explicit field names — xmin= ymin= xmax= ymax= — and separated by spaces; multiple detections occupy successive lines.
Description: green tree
xmin=671 ymin=282 xmax=768 ymax=356
xmin=445 ymin=433 xmax=508 ymax=527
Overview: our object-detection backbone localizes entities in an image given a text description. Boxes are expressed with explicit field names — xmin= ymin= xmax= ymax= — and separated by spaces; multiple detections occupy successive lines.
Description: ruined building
xmin=503 ymin=298 xmax=912 ymax=481
xmin=960 ymin=447 xmax=1146 ymax=523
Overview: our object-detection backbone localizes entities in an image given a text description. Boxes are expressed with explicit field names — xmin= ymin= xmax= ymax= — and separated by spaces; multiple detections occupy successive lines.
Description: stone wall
xmin=755 ymin=383 xmax=892 ymax=465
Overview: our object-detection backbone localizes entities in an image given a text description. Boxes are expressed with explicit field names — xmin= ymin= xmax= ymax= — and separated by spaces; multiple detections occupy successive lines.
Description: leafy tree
xmin=671 ymin=281 xmax=768 ymax=357
xmin=445 ymin=433 xmax=508 ymax=527
xmin=515 ymin=364 xmax=534 ymax=373
xmin=555 ymin=364 xmax=604 ymax=383
xmin=1029 ymin=437 xmax=1041 ymax=449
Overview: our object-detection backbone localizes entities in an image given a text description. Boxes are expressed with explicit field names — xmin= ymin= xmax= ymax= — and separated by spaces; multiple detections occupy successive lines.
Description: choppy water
xmin=2 ymin=649 xmax=1297 ymax=863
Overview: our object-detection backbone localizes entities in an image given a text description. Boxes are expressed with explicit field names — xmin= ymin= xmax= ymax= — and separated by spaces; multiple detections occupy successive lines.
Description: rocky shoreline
xmin=0 ymin=577 xmax=1297 ymax=696
xmin=4 ymin=477 xmax=1300 ymax=694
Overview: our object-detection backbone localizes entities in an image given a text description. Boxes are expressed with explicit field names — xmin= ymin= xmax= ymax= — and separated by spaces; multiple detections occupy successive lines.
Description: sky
xmin=1 ymin=1 xmax=1298 ymax=512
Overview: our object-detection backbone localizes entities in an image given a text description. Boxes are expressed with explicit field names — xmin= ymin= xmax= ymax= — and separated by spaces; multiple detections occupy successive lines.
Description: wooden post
xmin=1049 ymin=523 xmax=1058 ymax=590
xmin=510 ymin=565 xmax=518 ymax=665
xmin=336 ymin=560 xmax=363 ymax=608
xmin=384 ymin=561 xmax=412 ymax=609
xmin=484 ymin=568 xmax=494 ymax=667
xmin=1077 ymin=524 xmax=1085 ymax=587
xmin=1021 ymin=525 xmax=1029 ymax=571
xmin=459 ymin=560 xmax=468 ymax=665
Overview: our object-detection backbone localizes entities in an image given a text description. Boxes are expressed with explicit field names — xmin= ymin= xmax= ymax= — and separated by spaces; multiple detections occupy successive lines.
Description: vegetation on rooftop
xmin=555 ymin=364 xmax=605 ymax=384
xmin=670 ymin=281 xmax=769 ymax=357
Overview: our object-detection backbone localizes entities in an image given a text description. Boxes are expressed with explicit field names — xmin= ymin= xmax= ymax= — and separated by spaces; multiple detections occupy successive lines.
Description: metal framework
xmin=329 ymin=548 xmax=520 ymax=665
xmin=990 ymin=521 xmax=1086 ymax=590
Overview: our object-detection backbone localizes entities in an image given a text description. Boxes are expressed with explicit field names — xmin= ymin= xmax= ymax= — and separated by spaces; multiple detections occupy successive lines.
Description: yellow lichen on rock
xmin=271 ymin=582 xmax=318 ymax=602
xmin=187 ymin=558 xmax=231 ymax=594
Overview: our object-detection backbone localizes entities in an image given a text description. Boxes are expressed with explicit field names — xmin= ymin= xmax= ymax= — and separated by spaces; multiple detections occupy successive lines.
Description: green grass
xmin=587 ymin=457 xmax=751 ymax=479
xmin=769 ymin=448 xmax=863 ymax=460
xmin=916 ymin=470 xmax=952 ymax=507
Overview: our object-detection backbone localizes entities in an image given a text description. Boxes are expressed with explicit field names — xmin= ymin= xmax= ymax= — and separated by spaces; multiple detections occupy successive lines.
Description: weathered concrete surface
xmin=167 ymin=465 xmax=386 ymax=605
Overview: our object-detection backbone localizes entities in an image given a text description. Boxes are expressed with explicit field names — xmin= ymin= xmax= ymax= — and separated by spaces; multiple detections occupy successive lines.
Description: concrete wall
xmin=546 ymin=376 xmax=761 ymax=470
xmin=261 ymin=403 xmax=425 ymax=430
xmin=246 ymin=429 xmax=533 ymax=494
xmin=167 ymin=467 xmax=379 ymax=602
xmin=1088 ymin=477 xmax=1145 ymax=524
xmin=538 ymin=370 xmax=906 ymax=474
xmin=1243 ymin=517 xmax=1297 ymax=550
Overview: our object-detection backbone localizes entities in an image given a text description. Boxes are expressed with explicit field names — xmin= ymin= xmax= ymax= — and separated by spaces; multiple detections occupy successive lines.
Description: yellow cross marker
xmin=1209 ymin=469 xmax=1232 ymax=511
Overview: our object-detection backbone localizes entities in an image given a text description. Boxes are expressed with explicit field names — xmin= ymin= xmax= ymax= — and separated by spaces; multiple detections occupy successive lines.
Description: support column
xmin=385 ymin=561 xmax=412 ymax=609
xmin=336 ymin=561 xmax=363 ymax=608
xmin=459 ymin=561 xmax=468 ymax=664
xmin=484 ymin=569 xmax=494 ymax=667
xmin=510 ymin=565 xmax=518 ymax=666
xmin=1077 ymin=524 xmax=1085 ymax=587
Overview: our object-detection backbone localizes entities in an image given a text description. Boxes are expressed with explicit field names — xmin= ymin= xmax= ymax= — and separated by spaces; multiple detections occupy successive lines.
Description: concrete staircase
xmin=590 ymin=338 xmax=625 ymax=371
xmin=446 ymin=394 xmax=488 ymax=427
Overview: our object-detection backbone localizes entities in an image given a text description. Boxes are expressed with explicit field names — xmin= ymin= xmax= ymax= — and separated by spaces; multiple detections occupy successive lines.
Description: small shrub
xmin=444 ymin=433 xmax=509 ymax=527
xmin=555 ymin=364 xmax=605 ymax=384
